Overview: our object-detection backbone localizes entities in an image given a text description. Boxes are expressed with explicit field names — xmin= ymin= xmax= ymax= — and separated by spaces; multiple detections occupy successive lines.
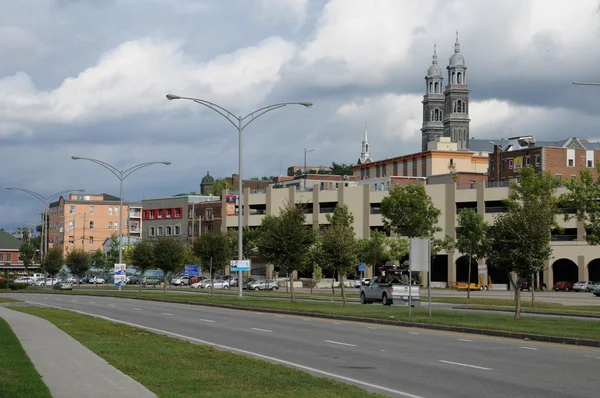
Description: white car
xmin=89 ymin=276 xmax=105 ymax=284
xmin=354 ymin=278 xmax=370 ymax=288
xmin=15 ymin=276 xmax=35 ymax=285
xmin=573 ymin=281 xmax=595 ymax=292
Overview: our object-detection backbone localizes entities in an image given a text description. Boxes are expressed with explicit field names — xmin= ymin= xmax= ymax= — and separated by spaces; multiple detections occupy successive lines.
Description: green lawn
xmin=17 ymin=289 xmax=600 ymax=341
xmin=13 ymin=307 xmax=382 ymax=398
xmin=0 ymin=298 xmax=21 ymax=303
xmin=0 ymin=317 xmax=52 ymax=398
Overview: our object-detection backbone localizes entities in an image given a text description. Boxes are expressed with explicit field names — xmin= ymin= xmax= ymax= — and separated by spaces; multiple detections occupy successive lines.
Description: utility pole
xmin=191 ymin=202 xmax=196 ymax=247
xmin=82 ymin=213 xmax=87 ymax=252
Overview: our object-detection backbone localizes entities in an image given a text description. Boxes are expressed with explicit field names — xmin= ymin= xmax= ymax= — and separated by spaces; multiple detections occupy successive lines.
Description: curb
xmin=453 ymin=306 xmax=600 ymax=319
xmin=24 ymin=292 xmax=600 ymax=349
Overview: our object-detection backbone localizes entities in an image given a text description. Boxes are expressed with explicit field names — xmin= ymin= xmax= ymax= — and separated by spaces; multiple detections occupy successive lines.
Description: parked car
xmin=171 ymin=275 xmax=191 ymax=286
xmin=88 ymin=276 xmax=105 ymax=284
xmin=354 ymin=278 xmax=370 ymax=288
xmin=248 ymin=280 xmax=279 ymax=291
xmin=519 ymin=278 xmax=547 ymax=291
xmin=211 ymin=279 xmax=230 ymax=289
xmin=193 ymin=279 xmax=213 ymax=289
xmin=14 ymin=276 xmax=35 ymax=285
xmin=573 ymin=281 xmax=595 ymax=292
xmin=231 ymin=277 xmax=255 ymax=288
xmin=189 ymin=276 xmax=205 ymax=285
xmin=594 ymin=287 xmax=600 ymax=297
xmin=593 ymin=281 xmax=600 ymax=290
xmin=126 ymin=276 xmax=140 ymax=285
xmin=242 ymin=278 xmax=257 ymax=289
xmin=53 ymin=281 xmax=73 ymax=290
xmin=553 ymin=281 xmax=574 ymax=291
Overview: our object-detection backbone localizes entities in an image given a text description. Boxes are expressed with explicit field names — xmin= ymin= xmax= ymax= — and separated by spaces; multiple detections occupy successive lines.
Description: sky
xmin=1 ymin=0 xmax=599 ymax=231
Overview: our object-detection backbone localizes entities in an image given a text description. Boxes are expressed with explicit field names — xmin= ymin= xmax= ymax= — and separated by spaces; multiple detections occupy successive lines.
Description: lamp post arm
xmin=187 ymin=98 xmax=239 ymax=129
xmin=46 ymin=189 xmax=85 ymax=204
xmin=6 ymin=188 xmax=46 ymax=204
xmin=74 ymin=157 xmax=123 ymax=180
xmin=122 ymin=162 xmax=170 ymax=180
xmin=240 ymin=104 xmax=289 ymax=129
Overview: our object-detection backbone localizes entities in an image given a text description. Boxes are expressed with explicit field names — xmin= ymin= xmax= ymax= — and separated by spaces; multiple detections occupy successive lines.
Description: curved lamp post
xmin=6 ymin=188 xmax=85 ymax=266
xmin=71 ymin=157 xmax=171 ymax=290
xmin=166 ymin=94 xmax=312 ymax=298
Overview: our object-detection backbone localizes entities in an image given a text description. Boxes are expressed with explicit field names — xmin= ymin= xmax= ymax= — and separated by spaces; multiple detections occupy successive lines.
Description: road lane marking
xmin=439 ymin=360 xmax=492 ymax=371
xmin=108 ymin=304 xmax=116 ymax=307
xmin=162 ymin=313 xmax=174 ymax=316
xmin=199 ymin=319 xmax=215 ymax=323
xmin=333 ymin=322 xmax=342 ymax=325
xmin=458 ymin=339 xmax=472 ymax=342
xmin=368 ymin=327 xmax=378 ymax=330
xmin=251 ymin=328 xmax=272 ymax=333
xmin=275 ymin=315 xmax=285 ymax=318
xmin=132 ymin=308 xmax=142 ymax=311
xmin=520 ymin=347 xmax=539 ymax=351
xmin=325 ymin=340 xmax=357 ymax=347
xmin=302 ymin=318 xmax=310 ymax=321
xmin=88 ymin=301 xmax=95 ymax=304
xmin=24 ymin=300 xmax=426 ymax=398
xmin=409 ymin=332 xmax=420 ymax=335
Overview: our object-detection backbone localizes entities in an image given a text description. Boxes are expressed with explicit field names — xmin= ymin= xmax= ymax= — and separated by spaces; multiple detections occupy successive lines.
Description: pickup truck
xmin=359 ymin=276 xmax=420 ymax=306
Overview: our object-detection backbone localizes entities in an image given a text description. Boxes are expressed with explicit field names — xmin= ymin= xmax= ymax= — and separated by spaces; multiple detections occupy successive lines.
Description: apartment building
xmin=211 ymin=183 xmax=599 ymax=289
xmin=128 ymin=202 xmax=142 ymax=239
xmin=188 ymin=201 xmax=223 ymax=245
xmin=488 ymin=136 xmax=600 ymax=183
xmin=48 ymin=193 xmax=134 ymax=255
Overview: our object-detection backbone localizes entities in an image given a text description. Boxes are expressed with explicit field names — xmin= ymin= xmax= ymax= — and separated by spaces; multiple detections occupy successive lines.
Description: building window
xmin=412 ymin=159 xmax=417 ymax=169
xmin=535 ymin=154 xmax=541 ymax=166
xmin=69 ymin=205 xmax=75 ymax=214
xmin=167 ymin=209 xmax=172 ymax=218
xmin=0 ymin=253 xmax=3 ymax=262
xmin=174 ymin=225 xmax=181 ymax=235
xmin=525 ymin=157 xmax=530 ymax=166
xmin=175 ymin=208 xmax=181 ymax=218
xmin=382 ymin=164 xmax=387 ymax=177
xmin=567 ymin=149 xmax=575 ymax=168
xmin=89 ymin=221 xmax=94 ymax=230
xmin=568 ymin=159 xmax=574 ymax=167
xmin=89 ymin=237 xmax=94 ymax=245
xmin=588 ymin=160 xmax=593 ymax=168
xmin=393 ymin=162 xmax=398 ymax=175
xmin=556 ymin=174 xmax=562 ymax=182
xmin=586 ymin=150 xmax=594 ymax=168
xmin=114 ymin=222 xmax=118 ymax=231
xmin=149 ymin=227 xmax=155 ymax=236
xmin=376 ymin=165 xmax=380 ymax=177
xmin=157 ymin=226 xmax=164 ymax=236
xmin=508 ymin=159 xmax=514 ymax=169
xmin=90 ymin=206 xmax=94 ymax=215
xmin=166 ymin=226 xmax=172 ymax=236
xmin=109 ymin=207 xmax=113 ymax=216
xmin=421 ymin=158 xmax=426 ymax=167
xmin=7 ymin=254 xmax=12 ymax=262
xmin=157 ymin=209 xmax=163 ymax=219
xmin=149 ymin=211 xmax=154 ymax=219
xmin=361 ymin=168 xmax=365 ymax=179
xmin=108 ymin=221 xmax=113 ymax=230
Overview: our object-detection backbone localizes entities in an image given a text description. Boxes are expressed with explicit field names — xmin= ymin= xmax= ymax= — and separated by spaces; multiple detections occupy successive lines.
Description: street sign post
xmin=230 ymin=259 xmax=250 ymax=272
xmin=409 ymin=238 xmax=432 ymax=316
xmin=184 ymin=264 xmax=200 ymax=277
xmin=114 ymin=263 xmax=126 ymax=287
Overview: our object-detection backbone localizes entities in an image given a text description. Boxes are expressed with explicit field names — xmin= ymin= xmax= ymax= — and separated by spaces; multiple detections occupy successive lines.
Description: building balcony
xmin=129 ymin=211 xmax=142 ymax=218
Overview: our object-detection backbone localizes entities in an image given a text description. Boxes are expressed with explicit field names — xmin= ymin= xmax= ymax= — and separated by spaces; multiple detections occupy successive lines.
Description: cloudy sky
xmin=1 ymin=0 xmax=599 ymax=230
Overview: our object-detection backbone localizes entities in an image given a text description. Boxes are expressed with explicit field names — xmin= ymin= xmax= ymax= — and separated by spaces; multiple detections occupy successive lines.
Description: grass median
xmin=12 ymin=307 xmax=382 ymax=398
xmin=0 ymin=317 xmax=52 ymax=398
xmin=0 ymin=298 xmax=22 ymax=303
xmin=17 ymin=289 xmax=600 ymax=341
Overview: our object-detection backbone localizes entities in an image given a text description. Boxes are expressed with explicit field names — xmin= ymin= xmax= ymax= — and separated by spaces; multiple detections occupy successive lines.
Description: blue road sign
xmin=184 ymin=265 xmax=200 ymax=276
xmin=358 ymin=263 xmax=365 ymax=272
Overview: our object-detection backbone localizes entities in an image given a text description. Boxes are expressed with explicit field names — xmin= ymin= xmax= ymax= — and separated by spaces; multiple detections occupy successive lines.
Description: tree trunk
xmin=467 ymin=254 xmax=472 ymax=299
xmin=310 ymin=272 xmax=314 ymax=295
xmin=340 ymin=273 xmax=347 ymax=307
xmin=289 ymin=270 xmax=296 ymax=303
xmin=211 ymin=275 xmax=215 ymax=298
xmin=163 ymin=275 xmax=167 ymax=294
xmin=285 ymin=269 xmax=289 ymax=293
xmin=77 ymin=276 xmax=80 ymax=291
xmin=139 ymin=271 xmax=144 ymax=293
xmin=531 ymin=273 xmax=535 ymax=307
xmin=508 ymin=274 xmax=521 ymax=320
xmin=331 ymin=269 xmax=335 ymax=295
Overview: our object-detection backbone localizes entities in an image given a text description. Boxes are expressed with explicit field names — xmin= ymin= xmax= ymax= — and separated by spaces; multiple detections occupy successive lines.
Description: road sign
xmin=358 ymin=263 xmax=365 ymax=272
xmin=409 ymin=238 xmax=430 ymax=272
xmin=184 ymin=264 xmax=200 ymax=276
xmin=478 ymin=264 xmax=488 ymax=275
xmin=230 ymin=259 xmax=250 ymax=271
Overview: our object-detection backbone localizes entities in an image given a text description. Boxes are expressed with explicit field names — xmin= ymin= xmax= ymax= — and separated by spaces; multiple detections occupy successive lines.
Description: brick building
xmin=0 ymin=230 xmax=35 ymax=272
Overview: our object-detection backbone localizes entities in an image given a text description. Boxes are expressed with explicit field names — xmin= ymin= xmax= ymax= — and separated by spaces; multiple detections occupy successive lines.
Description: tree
xmin=381 ymin=184 xmax=441 ymax=239
xmin=19 ymin=240 xmax=36 ymax=278
xmin=91 ymin=249 xmax=108 ymax=269
xmin=193 ymin=232 xmax=233 ymax=298
xmin=358 ymin=230 xmax=392 ymax=276
xmin=321 ymin=205 xmax=358 ymax=306
xmin=105 ymin=234 xmax=120 ymax=267
xmin=487 ymin=167 xmax=559 ymax=318
xmin=457 ymin=209 xmax=489 ymax=299
xmin=561 ymin=165 xmax=600 ymax=244
xmin=130 ymin=240 xmax=155 ymax=292
xmin=208 ymin=179 xmax=233 ymax=197
xmin=153 ymin=237 xmax=186 ymax=293
xmin=123 ymin=242 xmax=134 ymax=264
xmin=387 ymin=236 xmax=409 ymax=265
xmin=330 ymin=162 xmax=354 ymax=176
xmin=43 ymin=248 xmax=63 ymax=287
xmin=228 ymin=227 xmax=260 ymax=260
xmin=66 ymin=249 xmax=91 ymax=290
xmin=257 ymin=201 xmax=315 ymax=302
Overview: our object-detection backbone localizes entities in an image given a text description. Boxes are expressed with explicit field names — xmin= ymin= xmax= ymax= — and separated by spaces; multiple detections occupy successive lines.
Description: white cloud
xmin=0 ymin=27 xmax=48 ymax=66
xmin=0 ymin=36 xmax=296 ymax=127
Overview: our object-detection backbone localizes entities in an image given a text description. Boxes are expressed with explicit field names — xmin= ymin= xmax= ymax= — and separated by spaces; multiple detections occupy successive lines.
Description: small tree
xmin=105 ymin=234 xmax=120 ymax=266
xmin=304 ymin=240 xmax=325 ymax=294
xmin=19 ymin=240 xmax=36 ymax=278
xmin=208 ymin=179 xmax=233 ymax=197
xmin=561 ymin=165 xmax=600 ymax=244
xmin=229 ymin=227 xmax=260 ymax=260
xmin=387 ymin=236 xmax=409 ymax=266
xmin=193 ymin=232 xmax=232 ymax=298
xmin=321 ymin=205 xmax=358 ymax=306
xmin=66 ymin=249 xmax=91 ymax=290
xmin=358 ymin=230 xmax=391 ymax=277
xmin=456 ymin=209 xmax=489 ymax=298
xmin=91 ymin=249 xmax=108 ymax=269
xmin=130 ymin=240 xmax=155 ymax=292
xmin=257 ymin=201 xmax=315 ymax=302
xmin=153 ymin=237 xmax=186 ymax=293
xmin=43 ymin=248 xmax=64 ymax=287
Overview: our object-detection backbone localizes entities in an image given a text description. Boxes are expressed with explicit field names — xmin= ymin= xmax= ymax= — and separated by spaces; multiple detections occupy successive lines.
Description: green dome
xmin=201 ymin=171 xmax=215 ymax=185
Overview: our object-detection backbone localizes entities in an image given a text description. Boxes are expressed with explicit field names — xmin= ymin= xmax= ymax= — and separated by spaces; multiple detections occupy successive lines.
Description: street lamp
xmin=166 ymin=93 xmax=312 ymax=298
xmin=573 ymin=82 xmax=600 ymax=86
xmin=6 ymin=188 xmax=85 ymax=268
xmin=71 ymin=157 xmax=171 ymax=290
xmin=303 ymin=148 xmax=318 ymax=190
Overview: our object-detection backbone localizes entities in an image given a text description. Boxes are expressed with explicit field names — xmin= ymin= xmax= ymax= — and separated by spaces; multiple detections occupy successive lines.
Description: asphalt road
xmin=11 ymin=293 xmax=600 ymax=398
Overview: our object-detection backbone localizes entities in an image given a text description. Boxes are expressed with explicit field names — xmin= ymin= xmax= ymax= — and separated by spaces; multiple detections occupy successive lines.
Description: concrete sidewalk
xmin=0 ymin=305 xmax=157 ymax=398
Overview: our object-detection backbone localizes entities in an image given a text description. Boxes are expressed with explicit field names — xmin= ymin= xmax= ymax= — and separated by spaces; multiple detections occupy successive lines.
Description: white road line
xmin=132 ymin=308 xmax=142 ymax=311
xmin=251 ymin=328 xmax=272 ymax=333
xmin=520 ymin=347 xmax=539 ymax=351
xmin=439 ymin=360 xmax=492 ymax=371
xmin=368 ymin=327 xmax=378 ymax=330
xmin=333 ymin=322 xmax=342 ymax=325
xmin=198 ymin=319 xmax=215 ymax=323
xmin=302 ymin=318 xmax=310 ymax=321
xmin=458 ymin=339 xmax=472 ymax=342
xmin=88 ymin=301 xmax=95 ymax=304
xmin=380 ymin=350 xmax=386 ymax=352
xmin=409 ymin=332 xmax=420 ymax=335
xmin=275 ymin=315 xmax=285 ymax=318
xmin=597 ymin=357 xmax=600 ymax=360
xmin=324 ymin=340 xmax=357 ymax=347
xmin=108 ymin=304 xmax=116 ymax=307
xmin=24 ymin=300 xmax=425 ymax=398
xmin=583 ymin=355 xmax=593 ymax=358
xmin=162 ymin=313 xmax=174 ymax=316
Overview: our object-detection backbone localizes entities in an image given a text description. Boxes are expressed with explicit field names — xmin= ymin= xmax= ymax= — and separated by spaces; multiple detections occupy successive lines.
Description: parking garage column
xmin=578 ymin=255 xmax=586 ymax=281
xmin=577 ymin=219 xmax=585 ymax=241
xmin=544 ymin=259 xmax=552 ymax=287
xmin=312 ymin=186 xmax=319 ymax=230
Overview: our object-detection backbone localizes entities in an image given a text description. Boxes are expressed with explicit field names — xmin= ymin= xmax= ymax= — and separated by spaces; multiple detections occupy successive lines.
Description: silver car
xmin=248 ymin=280 xmax=279 ymax=291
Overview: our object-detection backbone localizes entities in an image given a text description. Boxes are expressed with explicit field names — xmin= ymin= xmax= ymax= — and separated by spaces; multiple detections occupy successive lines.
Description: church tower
xmin=421 ymin=44 xmax=445 ymax=151
xmin=443 ymin=32 xmax=471 ymax=149
xmin=357 ymin=125 xmax=372 ymax=164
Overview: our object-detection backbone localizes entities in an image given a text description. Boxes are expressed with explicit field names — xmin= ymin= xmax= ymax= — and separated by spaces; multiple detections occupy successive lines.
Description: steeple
xmin=358 ymin=124 xmax=372 ymax=165
xmin=444 ymin=31 xmax=470 ymax=150
xmin=454 ymin=30 xmax=460 ymax=53
xmin=421 ymin=43 xmax=445 ymax=151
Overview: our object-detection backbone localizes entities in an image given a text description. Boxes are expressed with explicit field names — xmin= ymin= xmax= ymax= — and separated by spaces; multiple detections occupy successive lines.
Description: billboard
xmin=184 ymin=264 xmax=200 ymax=276
xmin=114 ymin=263 xmax=126 ymax=286
xmin=514 ymin=156 xmax=523 ymax=172
xmin=226 ymin=195 xmax=237 ymax=216
xmin=230 ymin=259 xmax=250 ymax=271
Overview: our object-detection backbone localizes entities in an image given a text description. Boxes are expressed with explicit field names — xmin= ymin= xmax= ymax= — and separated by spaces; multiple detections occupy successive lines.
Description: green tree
xmin=381 ymin=184 xmax=441 ymax=239
xmin=330 ymin=162 xmax=354 ymax=176
xmin=153 ymin=237 xmax=186 ymax=293
xmin=208 ymin=179 xmax=233 ymax=197
xmin=229 ymin=227 xmax=260 ymax=260
xmin=321 ymin=205 xmax=358 ymax=306
xmin=91 ymin=249 xmax=108 ymax=269
xmin=130 ymin=240 xmax=155 ymax=292
xmin=193 ymin=232 xmax=233 ymax=298
xmin=257 ymin=201 xmax=315 ymax=302
xmin=43 ymin=248 xmax=64 ymax=286
xmin=304 ymin=240 xmax=325 ymax=294
xmin=456 ymin=209 xmax=489 ymax=299
xmin=66 ymin=249 xmax=91 ymax=290
xmin=106 ymin=234 xmax=120 ymax=267
xmin=387 ymin=236 xmax=409 ymax=265
xmin=561 ymin=165 xmax=600 ymax=244
xmin=358 ymin=230 xmax=392 ymax=276
xmin=19 ymin=240 xmax=36 ymax=278
xmin=123 ymin=242 xmax=134 ymax=264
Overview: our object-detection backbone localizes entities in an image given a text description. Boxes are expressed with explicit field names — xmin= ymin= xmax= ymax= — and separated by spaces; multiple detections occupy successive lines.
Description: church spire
xmin=433 ymin=43 xmax=438 ymax=64
xmin=364 ymin=124 xmax=368 ymax=142
xmin=358 ymin=124 xmax=372 ymax=165
xmin=454 ymin=30 xmax=460 ymax=53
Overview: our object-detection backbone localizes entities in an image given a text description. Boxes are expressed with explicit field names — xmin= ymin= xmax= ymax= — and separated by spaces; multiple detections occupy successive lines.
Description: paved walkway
xmin=0 ymin=305 xmax=157 ymax=398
